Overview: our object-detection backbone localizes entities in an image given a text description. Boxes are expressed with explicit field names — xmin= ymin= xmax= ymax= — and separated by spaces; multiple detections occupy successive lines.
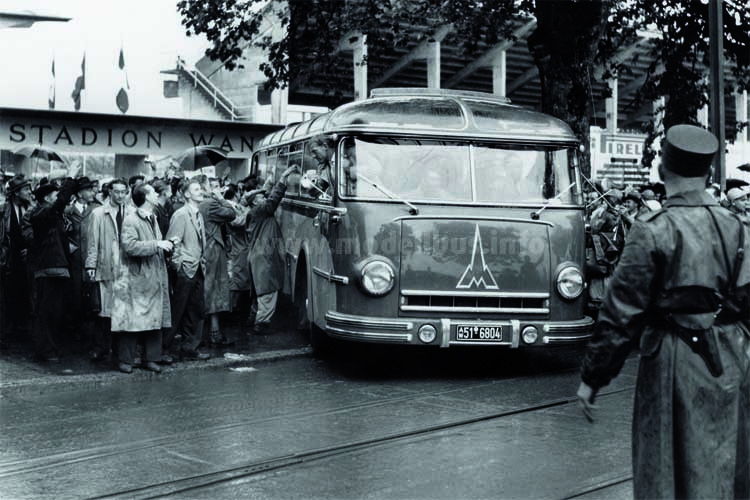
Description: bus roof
xmin=257 ymin=88 xmax=579 ymax=149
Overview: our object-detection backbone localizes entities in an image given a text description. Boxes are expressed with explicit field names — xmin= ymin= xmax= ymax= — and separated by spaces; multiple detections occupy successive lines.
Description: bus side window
xmin=251 ymin=155 xmax=260 ymax=178
xmin=276 ymin=146 xmax=289 ymax=183
xmin=286 ymin=144 xmax=304 ymax=196
xmin=259 ymin=149 xmax=276 ymax=186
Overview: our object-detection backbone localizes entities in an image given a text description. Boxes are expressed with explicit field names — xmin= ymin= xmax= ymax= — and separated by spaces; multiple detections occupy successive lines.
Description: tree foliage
xmin=178 ymin=0 xmax=750 ymax=172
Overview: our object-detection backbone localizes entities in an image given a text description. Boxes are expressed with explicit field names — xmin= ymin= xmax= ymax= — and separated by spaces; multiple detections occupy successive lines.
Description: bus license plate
xmin=456 ymin=325 xmax=503 ymax=341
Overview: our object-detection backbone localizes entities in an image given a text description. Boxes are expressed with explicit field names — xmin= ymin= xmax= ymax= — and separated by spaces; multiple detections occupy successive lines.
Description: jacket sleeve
xmin=581 ymin=221 xmax=659 ymax=389
xmin=206 ymin=197 xmax=237 ymax=223
xmin=85 ymin=210 xmax=100 ymax=270
xmin=166 ymin=210 xmax=185 ymax=268
xmin=122 ymin=218 xmax=159 ymax=257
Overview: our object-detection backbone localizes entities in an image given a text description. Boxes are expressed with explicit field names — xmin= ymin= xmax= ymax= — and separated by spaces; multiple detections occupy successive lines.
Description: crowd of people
xmin=583 ymin=177 xmax=750 ymax=310
xmin=0 ymin=163 xmax=298 ymax=374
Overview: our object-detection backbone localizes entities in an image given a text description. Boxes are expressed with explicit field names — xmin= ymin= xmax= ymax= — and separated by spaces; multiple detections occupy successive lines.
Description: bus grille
xmin=400 ymin=290 xmax=549 ymax=314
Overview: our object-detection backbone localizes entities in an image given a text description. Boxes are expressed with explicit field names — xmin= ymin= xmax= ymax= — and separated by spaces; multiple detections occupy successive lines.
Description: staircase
xmin=174 ymin=57 xmax=251 ymax=121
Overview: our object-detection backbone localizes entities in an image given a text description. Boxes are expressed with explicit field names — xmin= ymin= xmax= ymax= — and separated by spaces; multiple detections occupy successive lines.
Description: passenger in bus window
xmin=342 ymin=140 xmax=357 ymax=196
xmin=305 ymin=135 xmax=333 ymax=199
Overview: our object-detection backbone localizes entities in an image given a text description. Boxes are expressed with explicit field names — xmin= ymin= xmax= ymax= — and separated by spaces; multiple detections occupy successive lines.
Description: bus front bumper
xmin=324 ymin=311 xmax=595 ymax=347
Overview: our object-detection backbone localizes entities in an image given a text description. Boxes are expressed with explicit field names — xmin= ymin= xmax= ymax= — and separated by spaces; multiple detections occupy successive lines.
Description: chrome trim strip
xmin=451 ymin=340 xmax=510 ymax=346
xmin=440 ymin=318 xmax=451 ymax=348
xmin=312 ymin=266 xmax=349 ymax=285
xmin=545 ymin=317 xmax=595 ymax=331
xmin=400 ymin=305 xmax=549 ymax=314
xmin=281 ymin=198 xmax=348 ymax=215
xmin=401 ymin=290 xmax=549 ymax=299
xmin=391 ymin=214 xmax=555 ymax=226
xmin=326 ymin=326 xmax=413 ymax=343
xmin=542 ymin=333 xmax=593 ymax=344
xmin=511 ymin=319 xmax=520 ymax=348
xmin=325 ymin=311 xmax=413 ymax=331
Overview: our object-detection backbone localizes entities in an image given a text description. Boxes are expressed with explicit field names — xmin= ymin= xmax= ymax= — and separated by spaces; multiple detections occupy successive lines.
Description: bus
xmin=251 ymin=88 xmax=594 ymax=356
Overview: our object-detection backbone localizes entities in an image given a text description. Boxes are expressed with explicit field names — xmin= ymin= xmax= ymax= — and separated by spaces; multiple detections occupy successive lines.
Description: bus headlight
xmin=556 ymin=265 xmax=584 ymax=300
xmin=359 ymin=259 xmax=395 ymax=296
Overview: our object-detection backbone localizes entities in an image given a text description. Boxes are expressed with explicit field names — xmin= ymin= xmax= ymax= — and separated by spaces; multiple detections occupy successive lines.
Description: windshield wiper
xmin=357 ymin=173 xmax=419 ymax=215
xmin=530 ymin=182 xmax=576 ymax=220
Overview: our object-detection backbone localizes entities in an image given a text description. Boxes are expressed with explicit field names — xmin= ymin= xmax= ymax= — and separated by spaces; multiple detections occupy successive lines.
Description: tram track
xmin=0 ymin=365 xmax=582 ymax=478
xmin=82 ymin=386 xmax=634 ymax=500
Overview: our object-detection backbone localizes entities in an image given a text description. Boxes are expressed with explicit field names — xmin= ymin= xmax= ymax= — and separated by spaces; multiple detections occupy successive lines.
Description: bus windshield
xmin=341 ymin=138 xmax=577 ymax=204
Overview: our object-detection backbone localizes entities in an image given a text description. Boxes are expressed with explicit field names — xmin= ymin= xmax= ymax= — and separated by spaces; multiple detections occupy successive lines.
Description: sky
xmin=0 ymin=0 xmax=209 ymax=117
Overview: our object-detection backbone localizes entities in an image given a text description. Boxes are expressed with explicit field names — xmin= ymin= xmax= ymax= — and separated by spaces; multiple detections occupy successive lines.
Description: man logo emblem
xmin=456 ymin=225 xmax=498 ymax=289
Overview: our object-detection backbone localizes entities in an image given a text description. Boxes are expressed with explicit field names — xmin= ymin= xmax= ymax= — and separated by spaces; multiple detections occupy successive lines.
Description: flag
xmin=48 ymin=57 xmax=55 ymax=109
xmin=71 ymin=53 xmax=85 ymax=111
xmin=116 ymin=47 xmax=129 ymax=114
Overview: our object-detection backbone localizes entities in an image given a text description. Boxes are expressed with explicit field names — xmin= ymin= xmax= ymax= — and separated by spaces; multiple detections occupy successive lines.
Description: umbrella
xmin=174 ymin=146 xmax=228 ymax=171
xmin=13 ymin=145 xmax=66 ymax=164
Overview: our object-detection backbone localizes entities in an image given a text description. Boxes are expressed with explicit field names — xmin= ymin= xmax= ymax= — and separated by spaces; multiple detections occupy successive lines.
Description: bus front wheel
xmin=295 ymin=271 xmax=334 ymax=358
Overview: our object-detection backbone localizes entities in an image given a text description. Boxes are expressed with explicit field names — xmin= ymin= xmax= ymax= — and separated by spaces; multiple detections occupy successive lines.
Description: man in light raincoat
xmin=578 ymin=124 xmax=750 ymax=499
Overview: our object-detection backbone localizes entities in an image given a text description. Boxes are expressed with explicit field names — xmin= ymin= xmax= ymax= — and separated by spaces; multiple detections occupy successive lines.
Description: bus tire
xmin=294 ymin=265 xmax=334 ymax=359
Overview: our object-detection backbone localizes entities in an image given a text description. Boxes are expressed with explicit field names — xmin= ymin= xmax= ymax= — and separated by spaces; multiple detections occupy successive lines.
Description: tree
xmin=178 ymin=0 xmax=750 ymax=175
xmin=605 ymin=0 xmax=750 ymax=169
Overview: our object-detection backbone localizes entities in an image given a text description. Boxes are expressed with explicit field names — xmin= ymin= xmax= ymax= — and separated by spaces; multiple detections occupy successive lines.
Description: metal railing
xmin=176 ymin=57 xmax=250 ymax=121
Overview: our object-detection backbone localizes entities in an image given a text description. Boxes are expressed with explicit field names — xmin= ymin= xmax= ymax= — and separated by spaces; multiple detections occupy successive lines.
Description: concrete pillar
xmin=605 ymin=78 xmax=618 ymax=133
xmin=353 ymin=35 xmax=368 ymax=100
xmin=736 ymin=90 xmax=748 ymax=143
xmin=492 ymin=50 xmax=506 ymax=97
xmin=426 ymin=39 xmax=440 ymax=89
xmin=698 ymin=96 xmax=709 ymax=128
xmin=271 ymin=88 xmax=288 ymax=125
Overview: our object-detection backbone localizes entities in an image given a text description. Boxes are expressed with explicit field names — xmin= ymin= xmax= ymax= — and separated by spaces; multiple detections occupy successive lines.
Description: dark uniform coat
xmin=198 ymin=194 xmax=236 ymax=314
xmin=64 ymin=199 xmax=101 ymax=316
xmin=581 ymin=190 xmax=750 ymax=499
xmin=247 ymin=181 xmax=287 ymax=296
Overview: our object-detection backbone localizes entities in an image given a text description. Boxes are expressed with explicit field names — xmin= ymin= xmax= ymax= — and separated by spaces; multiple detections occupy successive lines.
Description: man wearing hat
xmin=28 ymin=178 xmax=76 ymax=362
xmin=726 ymin=186 xmax=750 ymax=222
xmin=1 ymin=174 xmax=35 ymax=343
xmin=245 ymin=165 xmax=298 ymax=334
xmin=576 ymin=124 xmax=750 ymax=499
xmin=63 ymin=177 xmax=101 ymax=342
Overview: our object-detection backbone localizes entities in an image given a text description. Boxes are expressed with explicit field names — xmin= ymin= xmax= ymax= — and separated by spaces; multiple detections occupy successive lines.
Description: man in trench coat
xmin=577 ymin=124 xmax=750 ymax=499
xmin=246 ymin=165 xmax=298 ymax=334
xmin=111 ymin=183 xmax=173 ymax=374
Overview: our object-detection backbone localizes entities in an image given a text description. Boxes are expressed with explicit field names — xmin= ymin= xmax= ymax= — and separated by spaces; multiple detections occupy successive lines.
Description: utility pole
xmin=708 ymin=0 xmax=726 ymax=190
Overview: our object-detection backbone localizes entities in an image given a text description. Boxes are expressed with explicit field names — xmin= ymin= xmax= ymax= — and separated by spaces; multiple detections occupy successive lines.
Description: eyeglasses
xmin=111 ymin=190 xmax=128 ymax=195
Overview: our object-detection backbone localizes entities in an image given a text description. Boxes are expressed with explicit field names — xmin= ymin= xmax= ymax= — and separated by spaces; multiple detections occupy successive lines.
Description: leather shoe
xmin=143 ymin=361 xmax=162 ymax=373
xmin=180 ymin=350 xmax=211 ymax=361
xmin=157 ymin=354 xmax=174 ymax=365
xmin=209 ymin=337 xmax=235 ymax=347
xmin=252 ymin=323 xmax=273 ymax=335
xmin=118 ymin=362 xmax=133 ymax=374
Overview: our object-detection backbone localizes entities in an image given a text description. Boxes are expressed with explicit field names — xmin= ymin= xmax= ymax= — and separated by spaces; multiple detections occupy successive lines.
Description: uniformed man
xmin=577 ymin=124 xmax=750 ymax=499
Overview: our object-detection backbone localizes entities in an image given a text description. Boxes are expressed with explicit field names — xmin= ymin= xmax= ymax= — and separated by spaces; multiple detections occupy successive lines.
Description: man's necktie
xmin=116 ymin=206 xmax=123 ymax=233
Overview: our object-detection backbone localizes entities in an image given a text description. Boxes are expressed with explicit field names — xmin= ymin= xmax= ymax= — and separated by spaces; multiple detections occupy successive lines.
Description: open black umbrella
xmin=13 ymin=145 xmax=66 ymax=164
xmin=174 ymin=146 xmax=228 ymax=171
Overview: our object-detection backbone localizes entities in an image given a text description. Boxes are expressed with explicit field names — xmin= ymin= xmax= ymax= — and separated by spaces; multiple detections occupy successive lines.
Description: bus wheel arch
xmin=294 ymin=250 xmax=333 ymax=358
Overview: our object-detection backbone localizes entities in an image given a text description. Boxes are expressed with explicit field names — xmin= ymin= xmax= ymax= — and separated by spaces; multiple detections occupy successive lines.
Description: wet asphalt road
xmin=0 ymin=345 xmax=637 ymax=500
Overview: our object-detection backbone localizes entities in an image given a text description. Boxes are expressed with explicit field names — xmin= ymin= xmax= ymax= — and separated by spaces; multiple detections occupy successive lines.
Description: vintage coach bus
xmin=251 ymin=88 xmax=594 ymax=356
